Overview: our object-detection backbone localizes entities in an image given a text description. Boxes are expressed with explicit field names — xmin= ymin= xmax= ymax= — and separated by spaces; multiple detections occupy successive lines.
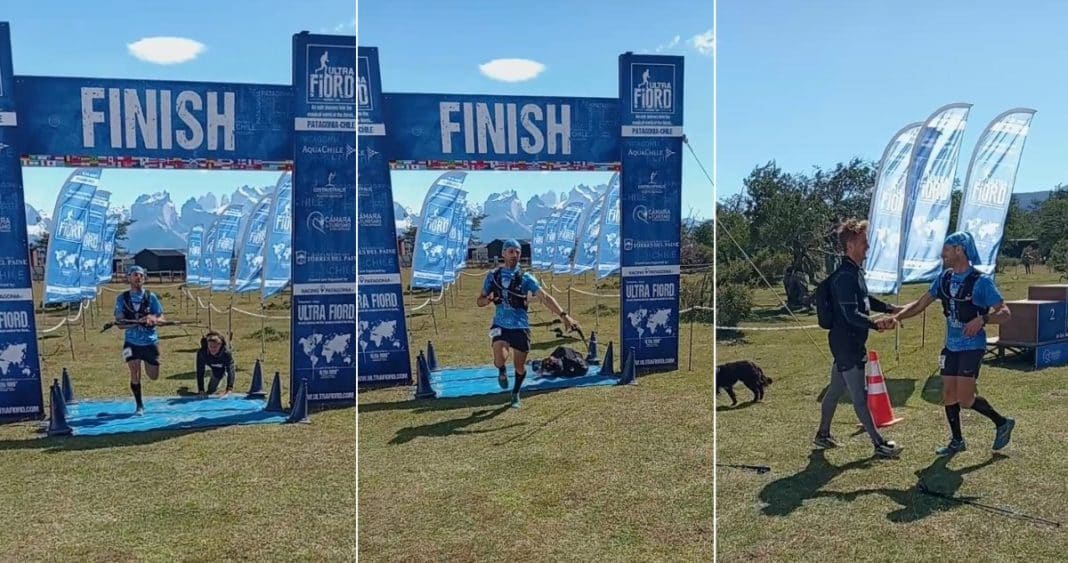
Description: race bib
xmin=122 ymin=347 xmax=133 ymax=360
xmin=489 ymin=327 xmax=502 ymax=339
xmin=939 ymin=354 xmax=946 ymax=370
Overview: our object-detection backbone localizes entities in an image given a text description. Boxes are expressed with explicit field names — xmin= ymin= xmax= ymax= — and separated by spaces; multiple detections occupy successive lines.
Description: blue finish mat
xmin=52 ymin=396 xmax=288 ymax=437
xmin=430 ymin=364 xmax=620 ymax=399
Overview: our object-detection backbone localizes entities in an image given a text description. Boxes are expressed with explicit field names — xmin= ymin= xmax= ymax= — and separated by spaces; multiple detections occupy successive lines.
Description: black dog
xmin=716 ymin=360 xmax=773 ymax=405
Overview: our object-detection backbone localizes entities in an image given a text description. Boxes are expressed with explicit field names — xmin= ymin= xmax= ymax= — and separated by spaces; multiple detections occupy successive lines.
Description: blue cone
xmin=286 ymin=378 xmax=310 ymax=424
xmin=600 ymin=342 xmax=616 ymax=376
xmin=265 ymin=371 xmax=284 ymax=412
xmin=61 ymin=367 xmax=76 ymax=404
xmin=619 ymin=347 xmax=637 ymax=385
xmin=585 ymin=332 xmax=600 ymax=365
xmin=427 ymin=341 xmax=439 ymax=372
xmin=47 ymin=382 xmax=72 ymax=437
xmin=246 ymin=359 xmax=266 ymax=399
xmin=414 ymin=352 xmax=436 ymax=399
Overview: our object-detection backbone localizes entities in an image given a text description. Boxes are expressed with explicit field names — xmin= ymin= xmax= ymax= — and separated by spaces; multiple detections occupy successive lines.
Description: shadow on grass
xmin=815 ymin=376 xmax=915 ymax=408
xmin=716 ymin=400 xmax=761 ymax=412
xmin=167 ymin=370 xmax=197 ymax=381
xmin=758 ymin=449 xmax=874 ymax=517
xmin=0 ymin=425 xmax=218 ymax=453
xmin=388 ymin=405 xmax=519 ymax=445
xmin=813 ymin=454 xmax=1008 ymax=523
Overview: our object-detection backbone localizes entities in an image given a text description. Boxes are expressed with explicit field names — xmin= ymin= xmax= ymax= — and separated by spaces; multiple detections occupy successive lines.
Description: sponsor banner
xmin=620 ymin=274 xmax=680 ymax=370
xmin=96 ymin=215 xmax=119 ymax=285
xmin=618 ymin=54 xmax=682 ymax=371
xmin=14 ymin=76 xmax=294 ymax=165
xmin=43 ymin=168 xmax=99 ymax=304
xmin=531 ymin=218 xmax=549 ymax=269
xmin=0 ymin=23 xmax=43 ymax=421
xmin=866 ymin=123 xmax=923 ymax=294
xmin=597 ymin=172 xmax=621 ymax=278
xmin=185 ymin=225 xmax=204 ymax=286
xmin=383 ymin=93 xmax=620 ymax=164
xmin=209 ymin=204 xmax=244 ymax=291
xmin=262 ymin=172 xmax=293 ymax=299
xmin=552 ymin=202 xmax=586 ymax=275
xmin=899 ymin=104 xmax=971 ymax=284
xmin=234 ymin=193 xmax=273 ymax=293
xmin=356 ymin=46 xmax=409 ymax=388
xmin=291 ymin=33 xmax=358 ymax=402
xmin=410 ymin=172 xmax=467 ymax=289
xmin=79 ymin=189 xmax=110 ymax=298
xmin=958 ymin=109 xmax=1037 ymax=274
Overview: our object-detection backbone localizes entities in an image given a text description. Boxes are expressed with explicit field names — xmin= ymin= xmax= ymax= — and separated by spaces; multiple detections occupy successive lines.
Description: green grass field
xmin=715 ymin=269 xmax=1068 ymax=562
xmin=0 ymin=282 xmax=355 ymax=561
xmin=358 ymin=269 xmax=714 ymax=561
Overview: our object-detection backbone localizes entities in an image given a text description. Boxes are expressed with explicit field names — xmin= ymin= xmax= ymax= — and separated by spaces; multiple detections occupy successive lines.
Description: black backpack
xmin=539 ymin=346 xmax=589 ymax=377
xmin=814 ymin=272 xmax=837 ymax=330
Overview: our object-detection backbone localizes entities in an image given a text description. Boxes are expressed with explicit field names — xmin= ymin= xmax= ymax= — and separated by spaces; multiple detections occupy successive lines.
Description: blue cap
xmin=503 ymin=239 xmax=521 ymax=251
xmin=944 ymin=231 xmax=981 ymax=265
xmin=126 ymin=265 xmax=147 ymax=276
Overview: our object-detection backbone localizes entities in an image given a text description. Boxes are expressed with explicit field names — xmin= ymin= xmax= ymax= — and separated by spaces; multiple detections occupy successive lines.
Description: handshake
xmin=874 ymin=316 xmax=899 ymax=332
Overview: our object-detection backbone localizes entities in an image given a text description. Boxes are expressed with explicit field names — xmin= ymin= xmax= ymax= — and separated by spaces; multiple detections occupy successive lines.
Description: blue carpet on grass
xmin=51 ymin=395 xmax=288 ymax=437
xmin=429 ymin=364 xmax=618 ymax=399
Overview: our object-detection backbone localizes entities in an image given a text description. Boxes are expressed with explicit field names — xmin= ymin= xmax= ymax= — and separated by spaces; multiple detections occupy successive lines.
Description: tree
xmin=468 ymin=210 xmax=488 ymax=246
xmin=111 ymin=218 xmax=136 ymax=253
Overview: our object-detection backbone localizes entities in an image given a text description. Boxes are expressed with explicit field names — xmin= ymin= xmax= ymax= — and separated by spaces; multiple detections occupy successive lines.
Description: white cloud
xmin=127 ymin=37 xmax=206 ymax=65
xmin=689 ymin=29 xmax=714 ymax=57
xmin=334 ymin=18 xmax=356 ymax=33
xmin=478 ymin=58 xmax=546 ymax=82
xmin=656 ymin=35 xmax=681 ymax=53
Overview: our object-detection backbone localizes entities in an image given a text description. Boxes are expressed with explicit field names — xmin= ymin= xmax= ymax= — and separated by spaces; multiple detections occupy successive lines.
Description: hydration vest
xmin=492 ymin=267 xmax=529 ymax=311
xmin=937 ymin=269 xmax=987 ymax=324
xmin=121 ymin=290 xmax=153 ymax=321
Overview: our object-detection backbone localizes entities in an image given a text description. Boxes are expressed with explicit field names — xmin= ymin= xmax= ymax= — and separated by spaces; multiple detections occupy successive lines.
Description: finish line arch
xmin=357 ymin=47 xmax=684 ymax=389
xmin=0 ymin=22 xmax=356 ymax=422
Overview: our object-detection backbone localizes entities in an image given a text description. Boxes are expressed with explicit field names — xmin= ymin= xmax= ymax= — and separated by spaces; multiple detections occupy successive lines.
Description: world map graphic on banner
xmin=298 ymin=331 xmax=353 ymax=369
xmin=358 ymin=319 xmax=402 ymax=352
xmin=627 ymin=308 xmax=674 ymax=339
xmin=0 ymin=343 xmax=29 ymax=376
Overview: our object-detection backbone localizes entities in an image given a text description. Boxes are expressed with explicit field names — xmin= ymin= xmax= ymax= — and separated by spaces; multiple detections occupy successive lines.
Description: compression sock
xmin=971 ymin=396 xmax=1007 ymax=426
xmin=945 ymin=403 xmax=963 ymax=441
xmin=131 ymin=383 xmax=144 ymax=409
xmin=513 ymin=370 xmax=526 ymax=394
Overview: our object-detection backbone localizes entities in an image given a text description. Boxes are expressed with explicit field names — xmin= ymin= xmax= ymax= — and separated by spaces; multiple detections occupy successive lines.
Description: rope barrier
xmin=231 ymin=306 xmax=290 ymax=320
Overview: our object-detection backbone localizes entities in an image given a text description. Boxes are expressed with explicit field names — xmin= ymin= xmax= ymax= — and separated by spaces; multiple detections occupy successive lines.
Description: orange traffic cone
xmin=863 ymin=350 xmax=902 ymax=428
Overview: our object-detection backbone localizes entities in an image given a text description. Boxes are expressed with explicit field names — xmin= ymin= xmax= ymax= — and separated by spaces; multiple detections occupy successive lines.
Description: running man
xmin=196 ymin=331 xmax=236 ymax=397
xmin=815 ymin=219 xmax=903 ymax=458
xmin=476 ymin=239 xmax=579 ymax=408
xmin=891 ymin=231 xmax=1015 ymax=455
xmin=113 ymin=265 xmax=165 ymax=415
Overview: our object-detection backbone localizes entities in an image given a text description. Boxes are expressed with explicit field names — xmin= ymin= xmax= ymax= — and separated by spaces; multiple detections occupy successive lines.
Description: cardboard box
xmin=998 ymin=300 xmax=1068 ymax=344
xmin=1028 ymin=284 xmax=1068 ymax=302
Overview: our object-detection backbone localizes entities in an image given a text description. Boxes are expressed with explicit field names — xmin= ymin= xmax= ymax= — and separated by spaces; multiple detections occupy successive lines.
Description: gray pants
xmin=818 ymin=362 xmax=884 ymax=446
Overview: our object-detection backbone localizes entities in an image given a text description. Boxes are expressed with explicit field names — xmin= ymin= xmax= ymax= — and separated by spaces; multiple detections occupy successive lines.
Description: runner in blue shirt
xmin=891 ymin=231 xmax=1015 ymax=455
xmin=113 ymin=265 xmax=166 ymax=415
xmin=477 ymin=239 xmax=579 ymax=408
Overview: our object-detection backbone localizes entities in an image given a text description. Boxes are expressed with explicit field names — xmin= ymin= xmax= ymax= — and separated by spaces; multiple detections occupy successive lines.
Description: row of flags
xmin=409 ymin=171 xmax=623 ymax=291
xmin=42 ymin=169 xmax=119 ymax=305
xmin=865 ymin=105 xmax=1035 ymax=294
xmin=184 ymin=172 xmax=293 ymax=299
xmin=41 ymin=169 xmax=294 ymax=305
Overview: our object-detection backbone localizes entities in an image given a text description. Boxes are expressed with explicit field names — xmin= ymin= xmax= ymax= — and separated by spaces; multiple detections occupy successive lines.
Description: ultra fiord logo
xmin=307 ymin=45 xmax=356 ymax=105
xmin=630 ymin=63 xmax=676 ymax=115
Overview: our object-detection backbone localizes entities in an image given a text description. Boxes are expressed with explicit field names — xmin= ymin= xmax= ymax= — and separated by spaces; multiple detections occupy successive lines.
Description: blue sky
xmin=358 ymin=0 xmax=714 ymax=218
xmin=718 ymin=1 xmax=1067 ymax=201
xmin=4 ymin=0 xmax=354 ymax=212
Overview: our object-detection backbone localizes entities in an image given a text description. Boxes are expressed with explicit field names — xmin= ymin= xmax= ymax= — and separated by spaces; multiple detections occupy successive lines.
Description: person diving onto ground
xmin=476 ymin=239 xmax=580 ymax=408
